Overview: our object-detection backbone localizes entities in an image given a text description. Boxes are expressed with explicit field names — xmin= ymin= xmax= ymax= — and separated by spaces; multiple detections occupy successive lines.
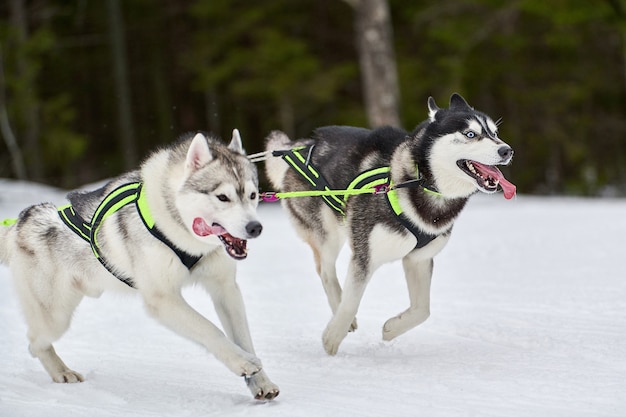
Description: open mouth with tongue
xmin=457 ymin=160 xmax=516 ymax=200
xmin=192 ymin=217 xmax=248 ymax=260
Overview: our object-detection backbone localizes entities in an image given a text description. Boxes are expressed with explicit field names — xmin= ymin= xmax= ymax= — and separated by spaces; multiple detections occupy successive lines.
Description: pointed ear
xmin=449 ymin=93 xmax=472 ymax=111
xmin=427 ymin=96 xmax=440 ymax=121
xmin=185 ymin=133 xmax=213 ymax=173
xmin=228 ymin=128 xmax=245 ymax=155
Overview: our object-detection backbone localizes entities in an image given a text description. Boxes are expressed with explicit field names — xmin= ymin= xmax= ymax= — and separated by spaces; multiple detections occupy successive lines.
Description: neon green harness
xmin=0 ymin=182 xmax=202 ymax=288
xmin=59 ymin=182 xmax=203 ymax=287
xmin=271 ymin=146 xmax=442 ymax=248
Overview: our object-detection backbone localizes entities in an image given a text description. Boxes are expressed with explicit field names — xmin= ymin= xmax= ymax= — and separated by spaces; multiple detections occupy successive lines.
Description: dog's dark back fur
xmin=278 ymin=119 xmax=471 ymax=255
xmin=309 ymin=125 xmax=409 ymax=188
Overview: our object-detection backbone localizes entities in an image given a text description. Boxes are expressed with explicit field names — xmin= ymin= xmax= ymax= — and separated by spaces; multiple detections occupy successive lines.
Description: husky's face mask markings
xmin=179 ymin=130 xmax=262 ymax=260
xmin=189 ymin=181 xmax=262 ymax=260
xmin=427 ymin=95 xmax=516 ymax=199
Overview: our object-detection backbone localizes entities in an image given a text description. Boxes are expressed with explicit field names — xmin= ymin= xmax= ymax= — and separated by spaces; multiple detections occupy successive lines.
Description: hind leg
xmin=294 ymin=208 xmax=359 ymax=332
xmin=304 ymin=230 xmax=359 ymax=330
xmin=26 ymin=301 xmax=85 ymax=383
xmin=322 ymin=257 xmax=372 ymax=355
xmin=15 ymin=273 xmax=85 ymax=383
xmin=382 ymin=256 xmax=433 ymax=341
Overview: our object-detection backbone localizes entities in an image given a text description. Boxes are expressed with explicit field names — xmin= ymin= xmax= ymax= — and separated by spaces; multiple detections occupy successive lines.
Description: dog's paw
xmin=245 ymin=370 xmax=280 ymax=401
xmin=223 ymin=350 xmax=263 ymax=377
xmin=382 ymin=309 xmax=430 ymax=341
xmin=322 ymin=325 xmax=348 ymax=356
xmin=382 ymin=319 xmax=402 ymax=341
xmin=52 ymin=370 xmax=84 ymax=383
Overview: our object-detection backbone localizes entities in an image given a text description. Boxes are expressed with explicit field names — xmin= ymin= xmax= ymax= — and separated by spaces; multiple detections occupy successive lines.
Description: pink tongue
xmin=192 ymin=217 xmax=227 ymax=236
xmin=499 ymin=177 xmax=517 ymax=200
xmin=472 ymin=162 xmax=517 ymax=200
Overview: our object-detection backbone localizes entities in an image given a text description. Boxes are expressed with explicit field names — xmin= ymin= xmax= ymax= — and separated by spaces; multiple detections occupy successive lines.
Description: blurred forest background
xmin=1 ymin=0 xmax=625 ymax=195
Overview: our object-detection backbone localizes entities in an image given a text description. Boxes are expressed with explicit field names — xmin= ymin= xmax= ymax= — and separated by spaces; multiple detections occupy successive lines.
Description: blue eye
xmin=465 ymin=131 xmax=476 ymax=139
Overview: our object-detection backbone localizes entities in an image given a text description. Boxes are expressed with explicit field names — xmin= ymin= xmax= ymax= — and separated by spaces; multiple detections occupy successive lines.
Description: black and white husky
xmin=0 ymin=131 xmax=279 ymax=400
xmin=265 ymin=93 xmax=516 ymax=355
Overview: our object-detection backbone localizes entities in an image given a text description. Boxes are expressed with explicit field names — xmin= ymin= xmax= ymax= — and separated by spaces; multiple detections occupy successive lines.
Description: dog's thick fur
xmin=265 ymin=94 xmax=515 ymax=355
xmin=0 ymin=131 xmax=279 ymax=400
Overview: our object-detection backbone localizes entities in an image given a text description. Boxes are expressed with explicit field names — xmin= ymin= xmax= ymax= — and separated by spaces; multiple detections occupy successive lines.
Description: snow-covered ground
xmin=0 ymin=179 xmax=624 ymax=417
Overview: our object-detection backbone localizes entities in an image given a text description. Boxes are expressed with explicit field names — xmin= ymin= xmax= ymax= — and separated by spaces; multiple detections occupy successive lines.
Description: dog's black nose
xmin=498 ymin=146 xmax=513 ymax=160
xmin=246 ymin=221 xmax=263 ymax=238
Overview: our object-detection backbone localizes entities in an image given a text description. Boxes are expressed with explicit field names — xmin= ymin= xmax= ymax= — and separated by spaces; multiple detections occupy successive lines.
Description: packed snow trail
xmin=0 ymin=180 xmax=624 ymax=416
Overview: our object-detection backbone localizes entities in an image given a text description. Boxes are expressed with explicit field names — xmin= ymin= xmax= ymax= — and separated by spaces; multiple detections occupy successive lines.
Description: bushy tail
xmin=264 ymin=130 xmax=293 ymax=190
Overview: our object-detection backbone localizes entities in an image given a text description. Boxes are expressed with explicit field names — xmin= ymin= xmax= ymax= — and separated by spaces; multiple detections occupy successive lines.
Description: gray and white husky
xmin=0 ymin=130 xmax=279 ymax=400
xmin=265 ymin=93 xmax=516 ymax=355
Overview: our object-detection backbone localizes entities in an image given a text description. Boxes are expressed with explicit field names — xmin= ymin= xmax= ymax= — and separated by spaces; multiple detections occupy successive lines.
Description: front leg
xmin=141 ymin=289 xmax=262 ymax=378
xmin=382 ymin=256 xmax=433 ymax=341
xmin=306 ymin=231 xmax=358 ymax=332
xmin=199 ymin=261 xmax=279 ymax=400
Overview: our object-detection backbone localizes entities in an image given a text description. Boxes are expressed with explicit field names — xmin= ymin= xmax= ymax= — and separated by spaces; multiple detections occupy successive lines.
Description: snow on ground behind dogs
xmin=0 ymin=179 xmax=624 ymax=417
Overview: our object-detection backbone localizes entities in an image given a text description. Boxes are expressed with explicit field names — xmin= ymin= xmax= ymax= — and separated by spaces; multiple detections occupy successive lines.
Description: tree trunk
xmin=0 ymin=43 xmax=27 ymax=180
xmin=599 ymin=0 xmax=626 ymax=190
xmin=107 ymin=0 xmax=137 ymax=169
xmin=345 ymin=0 xmax=401 ymax=128
xmin=9 ymin=0 xmax=41 ymax=180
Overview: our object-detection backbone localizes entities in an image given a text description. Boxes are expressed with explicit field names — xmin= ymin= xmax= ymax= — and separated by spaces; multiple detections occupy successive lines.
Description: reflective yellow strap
xmin=291 ymin=148 xmax=320 ymax=179
xmin=136 ymin=185 xmax=155 ymax=228
xmin=346 ymin=167 xmax=390 ymax=190
xmin=343 ymin=166 xmax=390 ymax=203
xmin=274 ymin=187 xmax=380 ymax=199
xmin=1 ymin=218 xmax=16 ymax=226
xmin=91 ymin=183 xmax=140 ymax=225
xmin=58 ymin=204 xmax=91 ymax=241
xmin=386 ymin=187 xmax=403 ymax=216
xmin=90 ymin=183 xmax=142 ymax=251
xmin=283 ymin=155 xmax=317 ymax=188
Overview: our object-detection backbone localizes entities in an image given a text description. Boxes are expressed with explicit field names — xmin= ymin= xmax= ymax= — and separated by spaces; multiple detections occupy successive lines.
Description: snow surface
xmin=0 ymin=179 xmax=624 ymax=417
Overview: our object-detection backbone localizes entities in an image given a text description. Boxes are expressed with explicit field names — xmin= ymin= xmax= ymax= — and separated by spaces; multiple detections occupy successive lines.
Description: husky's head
xmin=176 ymin=130 xmax=261 ymax=260
xmin=420 ymin=93 xmax=516 ymax=199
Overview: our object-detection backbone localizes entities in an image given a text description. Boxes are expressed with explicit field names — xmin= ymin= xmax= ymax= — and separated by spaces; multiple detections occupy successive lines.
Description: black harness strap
xmin=384 ymin=193 xmax=437 ymax=249
xmin=58 ymin=205 xmax=91 ymax=242
xmin=273 ymin=146 xmax=347 ymax=214
xmin=138 ymin=218 xmax=202 ymax=270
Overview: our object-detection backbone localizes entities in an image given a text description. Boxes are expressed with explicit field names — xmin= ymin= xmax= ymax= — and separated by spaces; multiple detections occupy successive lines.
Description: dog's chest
xmin=368 ymin=222 xmax=451 ymax=264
